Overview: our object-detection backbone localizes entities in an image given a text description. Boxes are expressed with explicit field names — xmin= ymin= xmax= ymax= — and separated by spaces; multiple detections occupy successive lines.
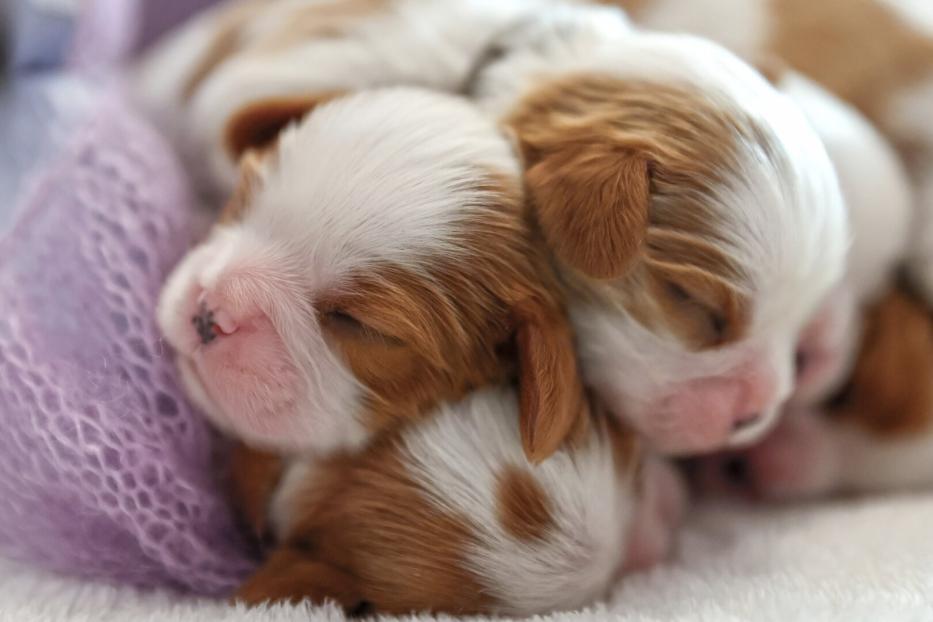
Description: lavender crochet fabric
xmin=0 ymin=98 xmax=257 ymax=594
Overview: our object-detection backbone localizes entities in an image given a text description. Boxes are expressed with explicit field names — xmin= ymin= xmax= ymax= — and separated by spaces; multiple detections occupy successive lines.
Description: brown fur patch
xmin=311 ymin=172 xmax=584 ymax=462
xmin=827 ymin=288 xmax=933 ymax=437
xmin=235 ymin=434 xmax=492 ymax=615
xmin=227 ymin=442 xmax=284 ymax=540
xmin=496 ymin=465 xmax=555 ymax=542
xmin=224 ymin=91 xmax=347 ymax=160
xmin=769 ymin=0 xmax=933 ymax=130
xmin=506 ymin=74 xmax=754 ymax=350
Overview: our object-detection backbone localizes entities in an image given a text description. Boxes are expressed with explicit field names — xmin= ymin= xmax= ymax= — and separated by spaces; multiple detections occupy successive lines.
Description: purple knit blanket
xmin=0 ymin=98 xmax=256 ymax=594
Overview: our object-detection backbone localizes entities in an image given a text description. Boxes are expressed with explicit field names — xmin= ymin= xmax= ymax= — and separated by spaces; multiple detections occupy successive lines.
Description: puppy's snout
xmin=191 ymin=293 xmax=238 ymax=345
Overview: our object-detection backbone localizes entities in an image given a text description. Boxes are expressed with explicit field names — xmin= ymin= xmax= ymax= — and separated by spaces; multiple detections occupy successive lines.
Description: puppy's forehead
xmin=245 ymin=91 xmax=520 ymax=281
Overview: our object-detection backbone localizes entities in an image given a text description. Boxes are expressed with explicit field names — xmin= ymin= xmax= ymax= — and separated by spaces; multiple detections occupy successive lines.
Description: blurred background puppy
xmin=600 ymin=0 xmax=933 ymax=309
xmin=469 ymin=5 xmax=849 ymax=455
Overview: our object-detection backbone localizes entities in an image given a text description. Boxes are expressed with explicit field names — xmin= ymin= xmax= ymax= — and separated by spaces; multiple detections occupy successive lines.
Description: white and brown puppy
xmin=468 ymin=6 xmax=849 ymax=454
xmin=157 ymin=88 xmax=684 ymax=615
xmin=602 ymin=0 xmax=933 ymax=306
xmin=233 ymin=384 xmax=685 ymax=615
xmin=135 ymin=0 xmax=540 ymax=195
xmin=694 ymin=286 xmax=933 ymax=501
xmin=776 ymin=70 xmax=912 ymax=406
xmin=156 ymin=88 xmax=583 ymax=462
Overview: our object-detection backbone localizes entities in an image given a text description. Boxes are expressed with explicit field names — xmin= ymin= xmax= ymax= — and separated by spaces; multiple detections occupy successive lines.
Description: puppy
xmin=135 ymin=0 xmax=540 ymax=195
xmin=233 ymin=384 xmax=685 ymax=615
xmin=774 ymin=70 xmax=912 ymax=406
xmin=601 ymin=0 xmax=933 ymax=307
xmin=156 ymin=88 xmax=582 ymax=461
xmin=167 ymin=88 xmax=686 ymax=615
xmin=694 ymin=286 xmax=933 ymax=501
xmin=468 ymin=6 xmax=849 ymax=454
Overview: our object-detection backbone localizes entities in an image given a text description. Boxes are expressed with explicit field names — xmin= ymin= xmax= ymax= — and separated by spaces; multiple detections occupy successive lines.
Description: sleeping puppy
xmin=468 ymin=6 xmax=849 ymax=455
xmin=159 ymin=88 xmax=685 ymax=615
xmin=775 ymin=70 xmax=912 ymax=406
xmin=694 ymin=286 xmax=933 ymax=501
xmin=233 ymin=384 xmax=685 ymax=615
xmin=691 ymin=75 xmax=917 ymax=500
xmin=156 ymin=87 xmax=583 ymax=462
xmin=134 ymin=0 xmax=539 ymax=195
xmin=600 ymin=0 xmax=933 ymax=309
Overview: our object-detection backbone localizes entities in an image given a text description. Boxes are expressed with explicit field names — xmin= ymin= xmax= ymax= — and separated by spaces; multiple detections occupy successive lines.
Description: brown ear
xmin=224 ymin=91 xmax=347 ymax=160
xmin=524 ymin=142 xmax=650 ymax=280
xmin=513 ymin=298 xmax=587 ymax=463
xmin=233 ymin=547 xmax=364 ymax=611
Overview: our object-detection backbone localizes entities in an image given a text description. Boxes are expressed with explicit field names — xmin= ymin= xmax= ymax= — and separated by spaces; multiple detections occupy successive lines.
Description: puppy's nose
xmin=721 ymin=456 xmax=749 ymax=486
xmin=191 ymin=295 xmax=238 ymax=345
xmin=192 ymin=303 xmax=219 ymax=345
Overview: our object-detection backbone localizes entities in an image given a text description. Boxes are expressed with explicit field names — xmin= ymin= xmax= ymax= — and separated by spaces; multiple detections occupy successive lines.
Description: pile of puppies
xmin=137 ymin=0 xmax=932 ymax=615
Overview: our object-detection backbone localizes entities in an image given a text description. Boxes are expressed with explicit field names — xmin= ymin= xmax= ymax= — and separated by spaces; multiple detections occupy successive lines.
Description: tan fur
xmin=234 ymin=434 xmax=491 ymax=615
xmin=223 ymin=92 xmax=347 ymax=160
xmin=314 ymin=176 xmax=586 ymax=462
xmin=828 ymin=288 xmax=933 ymax=437
xmin=233 ymin=402 xmax=639 ymax=615
xmin=495 ymin=465 xmax=555 ymax=542
xmin=507 ymin=74 xmax=753 ymax=350
xmin=769 ymin=0 xmax=933 ymax=134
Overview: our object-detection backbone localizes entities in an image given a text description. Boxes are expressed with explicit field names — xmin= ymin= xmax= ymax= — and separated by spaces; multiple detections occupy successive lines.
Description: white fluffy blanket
xmin=3 ymin=495 xmax=932 ymax=621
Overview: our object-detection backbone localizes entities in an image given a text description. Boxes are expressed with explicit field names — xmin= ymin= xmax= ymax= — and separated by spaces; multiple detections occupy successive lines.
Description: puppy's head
xmin=471 ymin=7 xmax=848 ymax=454
xmin=694 ymin=287 xmax=933 ymax=500
xmin=158 ymin=88 xmax=584 ymax=461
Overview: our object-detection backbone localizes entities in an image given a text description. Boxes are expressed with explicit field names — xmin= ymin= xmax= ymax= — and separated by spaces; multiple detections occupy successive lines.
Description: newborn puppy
xmin=468 ymin=6 xmax=848 ymax=454
xmin=157 ymin=88 xmax=581 ymax=461
xmin=692 ymin=73 xmax=917 ymax=500
xmin=771 ymin=69 xmax=913 ymax=406
xmin=135 ymin=0 xmax=538 ymax=195
xmin=694 ymin=286 xmax=933 ymax=500
xmin=601 ymin=0 xmax=933 ymax=308
xmin=233 ymin=385 xmax=685 ymax=615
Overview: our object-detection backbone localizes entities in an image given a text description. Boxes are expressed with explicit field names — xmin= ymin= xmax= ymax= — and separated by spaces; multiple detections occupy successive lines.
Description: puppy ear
xmin=234 ymin=547 xmax=364 ymax=611
xmin=512 ymin=298 xmax=587 ymax=463
xmin=524 ymin=141 xmax=650 ymax=280
xmin=224 ymin=91 xmax=346 ymax=160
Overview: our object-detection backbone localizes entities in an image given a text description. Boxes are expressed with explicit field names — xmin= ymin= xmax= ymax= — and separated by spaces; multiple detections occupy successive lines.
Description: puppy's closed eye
xmin=660 ymin=277 xmax=730 ymax=349
xmin=320 ymin=308 xmax=404 ymax=346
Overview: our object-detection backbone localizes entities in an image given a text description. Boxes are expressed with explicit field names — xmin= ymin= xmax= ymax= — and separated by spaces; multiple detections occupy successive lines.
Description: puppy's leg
xmin=233 ymin=546 xmax=363 ymax=610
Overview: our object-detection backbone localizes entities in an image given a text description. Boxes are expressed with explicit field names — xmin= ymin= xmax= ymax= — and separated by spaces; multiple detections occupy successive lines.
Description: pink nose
xmin=647 ymin=370 xmax=780 ymax=455
xmin=191 ymin=291 xmax=238 ymax=345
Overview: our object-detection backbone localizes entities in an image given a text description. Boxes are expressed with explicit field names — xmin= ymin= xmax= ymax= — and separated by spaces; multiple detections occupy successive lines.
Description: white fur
xmin=836 ymin=426 xmax=933 ymax=494
xmin=473 ymin=6 xmax=848 ymax=452
xmin=400 ymin=386 xmax=635 ymax=616
xmin=157 ymin=88 xmax=520 ymax=455
xmin=780 ymin=73 xmax=911 ymax=304
xmin=634 ymin=0 xmax=770 ymax=60
xmin=136 ymin=0 xmax=540 ymax=193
